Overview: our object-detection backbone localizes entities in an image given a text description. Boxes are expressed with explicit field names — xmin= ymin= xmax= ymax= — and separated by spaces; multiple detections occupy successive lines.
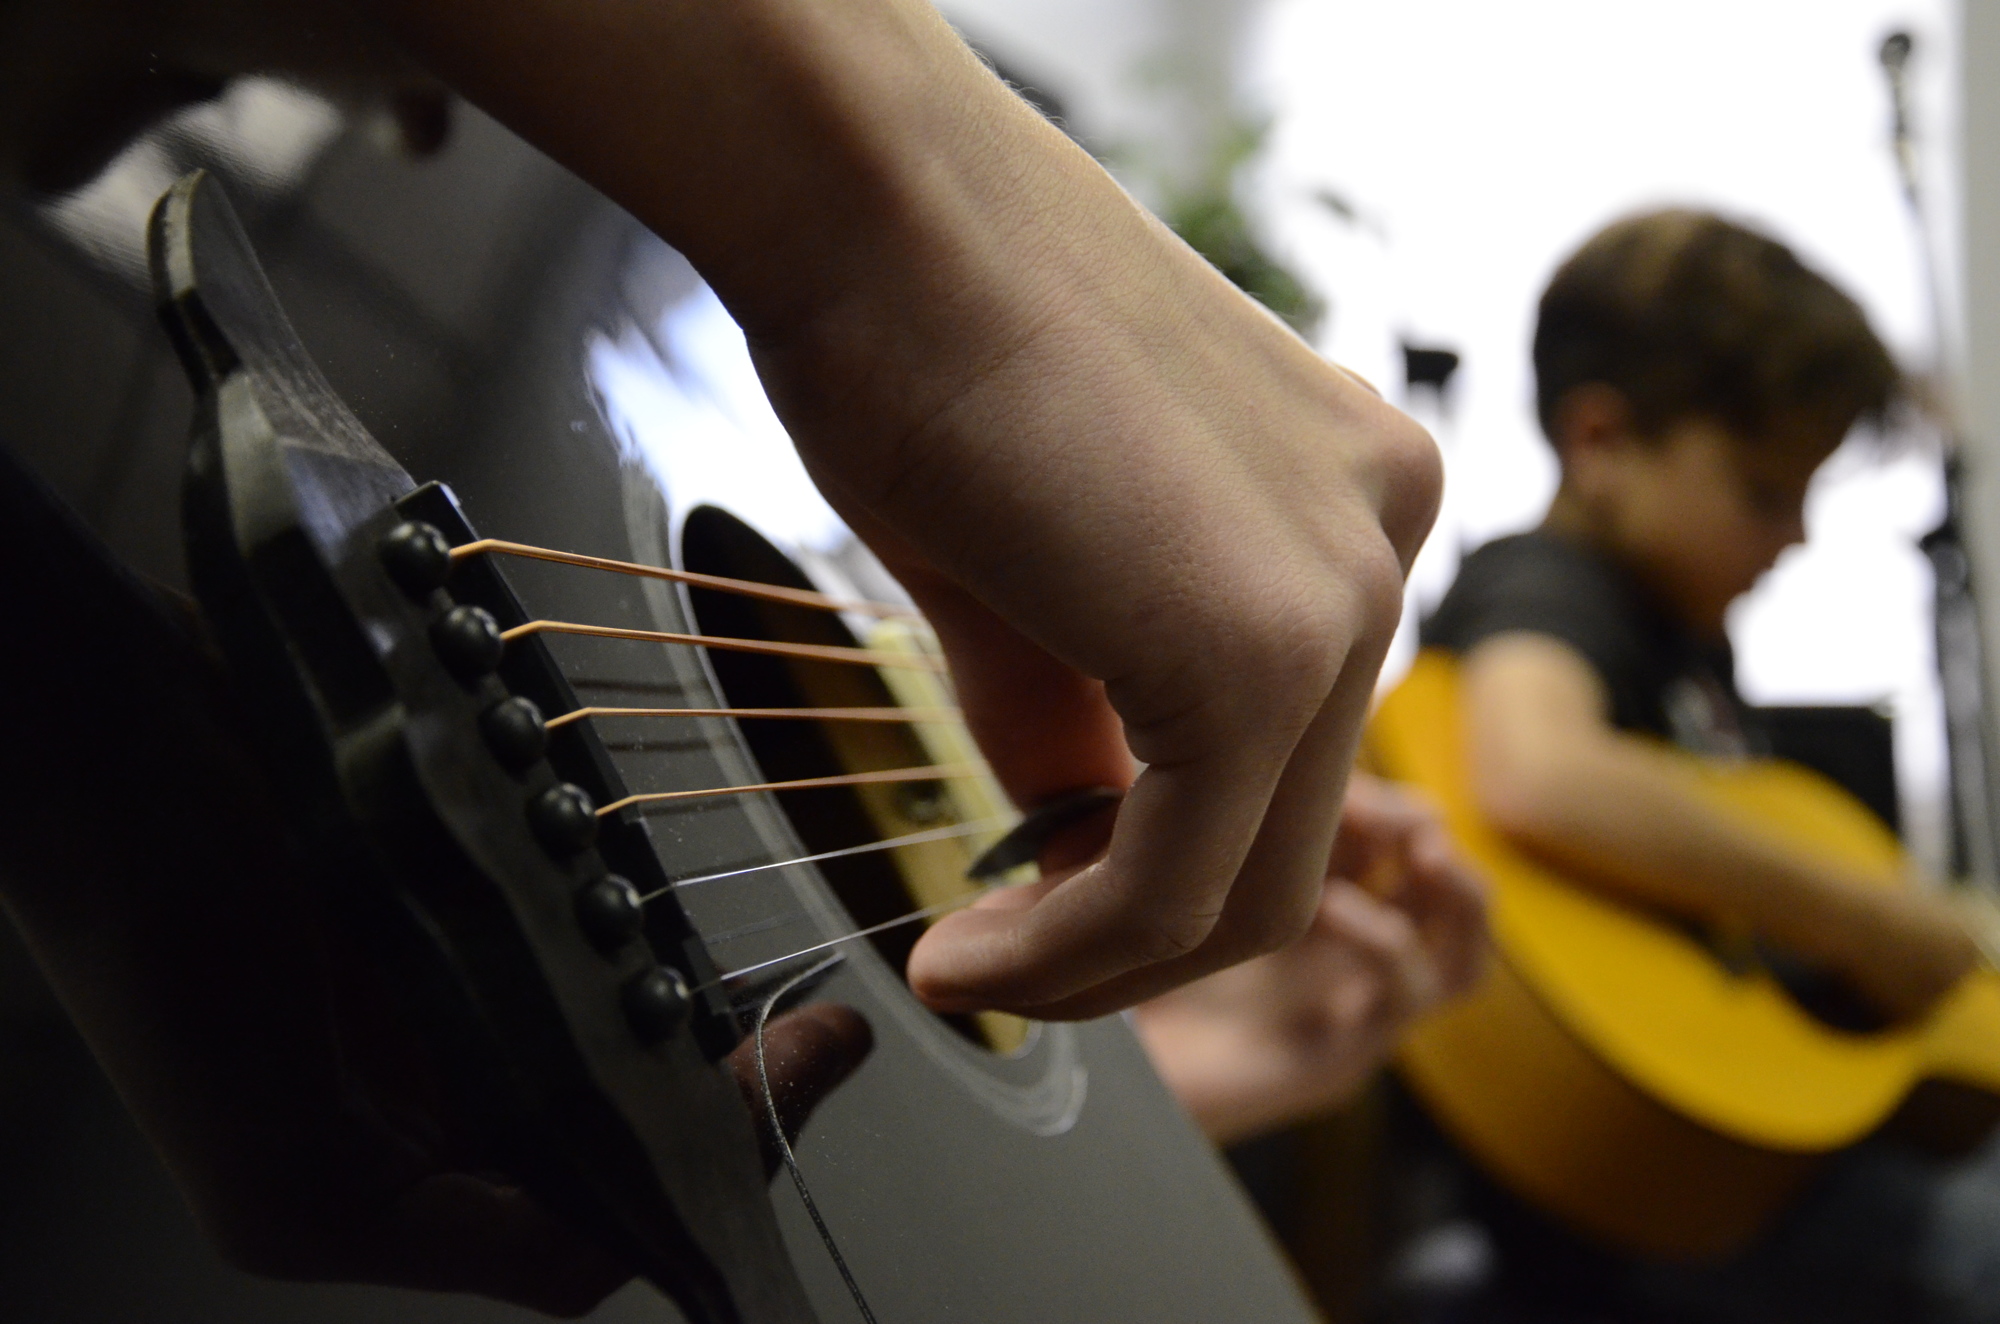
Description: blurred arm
xmin=1132 ymin=775 xmax=1486 ymax=1146
xmin=1461 ymin=631 xmax=1976 ymax=1020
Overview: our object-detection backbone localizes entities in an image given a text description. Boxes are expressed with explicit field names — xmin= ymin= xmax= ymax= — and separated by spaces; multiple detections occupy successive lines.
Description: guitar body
xmin=1368 ymin=650 xmax=2000 ymax=1260
xmin=0 ymin=90 xmax=1315 ymax=1321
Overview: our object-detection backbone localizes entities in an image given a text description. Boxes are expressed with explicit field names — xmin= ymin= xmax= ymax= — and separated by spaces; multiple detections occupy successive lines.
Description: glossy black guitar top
xmin=155 ymin=169 xmax=813 ymax=1323
xmin=1 ymin=83 xmax=1317 ymax=1323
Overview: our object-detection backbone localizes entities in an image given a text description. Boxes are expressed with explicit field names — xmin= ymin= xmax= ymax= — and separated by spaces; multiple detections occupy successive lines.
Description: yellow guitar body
xmin=1368 ymin=650 xmax=2000 ymax=1260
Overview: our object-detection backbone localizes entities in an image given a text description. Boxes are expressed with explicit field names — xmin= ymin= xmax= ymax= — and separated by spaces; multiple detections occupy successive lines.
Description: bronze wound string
xmin=452 ymin=537 xmax=916 ymax=618
xmin=463 ymin=531 xmax=1007 ymax=1006
xmin=642 ymin=817 xmax=1009 ymax=901
xmin=547 ymin=704 xmax=959 ymax=731
xmin=598 ymin=763 xmax=982 ymax=818
xmin=502 ymin=619 xmax=946 ymax=671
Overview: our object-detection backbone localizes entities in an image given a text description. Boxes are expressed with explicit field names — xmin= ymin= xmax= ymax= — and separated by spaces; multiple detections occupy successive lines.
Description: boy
xmin=1424 ymin=208 xmax=1994 ymax=1322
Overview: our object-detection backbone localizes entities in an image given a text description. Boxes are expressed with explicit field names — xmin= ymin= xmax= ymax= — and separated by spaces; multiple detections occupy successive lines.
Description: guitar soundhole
xmin=681 ymin=506 xmax=1029 ymax=1054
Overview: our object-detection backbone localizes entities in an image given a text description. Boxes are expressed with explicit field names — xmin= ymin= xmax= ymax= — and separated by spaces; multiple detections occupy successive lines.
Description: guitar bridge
xmin=152 ymin=169 xmax=816 ymax=1324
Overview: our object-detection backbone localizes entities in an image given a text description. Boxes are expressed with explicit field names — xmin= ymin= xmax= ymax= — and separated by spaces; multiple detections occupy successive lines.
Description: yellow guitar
xmin=1367 ymin=650 xmax=2000 ymax=1260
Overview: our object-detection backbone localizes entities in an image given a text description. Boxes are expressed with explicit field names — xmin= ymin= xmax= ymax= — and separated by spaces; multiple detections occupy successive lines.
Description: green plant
xmin=1161 ymin=120 xmax=1323 ymax=336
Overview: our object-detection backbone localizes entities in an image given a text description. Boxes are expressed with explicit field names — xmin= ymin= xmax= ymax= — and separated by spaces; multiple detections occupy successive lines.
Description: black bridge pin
xmin=623 ymin=965 xmax=691 ymax=1042
xmin=528 ymin=782 xmax=599 ymax=857
xmin=481 ymin=696 xmax=548 ymax=773
xmin=379 ymin=521 xmax=453 ymax=597
xmin=431 ymin=605 xmax=504 ymax=681
xmin=576 ymin=874 xmax=645 ymax=952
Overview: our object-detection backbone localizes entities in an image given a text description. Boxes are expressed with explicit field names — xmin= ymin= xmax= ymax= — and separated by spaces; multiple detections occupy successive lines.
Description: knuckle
xmin=1230 ymin=587 xmax=1360 ymax=700
xmin=1225 ymin=545 xmax=1399 ymax=720
xmin=1218 ymin=885 xmax=1322 ymax=960
xmin=1369 ymin=408 xmax=1444 ymax=563
xmin=1347 ymin=535 xmax=1410 ymax=638
xmin=1129 ymin=906 xmax=1222 ymax=965
xmin=1120 ymin=593 xmax=1343 ymax=756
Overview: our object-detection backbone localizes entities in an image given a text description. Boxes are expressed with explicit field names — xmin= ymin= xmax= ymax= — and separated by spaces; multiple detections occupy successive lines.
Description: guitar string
xmin=477 ymin=545 xmax=1028 ymax=1314
xmin=465 ymin=531 xmax=962 ymax=731
xmin=453 ymin=537 xmax=916 ymax=618
xmin=705 ymin=888 xmax=993 ymax=993
xmin=644 ymin=817 xmax=1008 ymax=901
xmin=458 ymin=540 xmax=997 ymax=1319
xmin=542 ymin=674 xmax=1000 ymax=956
xmin=542 ymin=667 xmax=1006 ymax=975
xmin=597 ymin=763 xmax=982 ymax=818
xmin=755 ymin=956 xmax=881 ymax=1324
xmin=468 ymin=533 xmax=1008 ymax=1006
xmin=503 ymin=618 xmax=946 ymax=672
xmin=547 ymin=704 xmax=959 ymax=731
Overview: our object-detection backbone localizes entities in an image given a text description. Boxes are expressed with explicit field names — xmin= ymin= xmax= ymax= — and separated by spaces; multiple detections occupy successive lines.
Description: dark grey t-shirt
xmin=1419 ymin=530 xmax=1760 ymax=758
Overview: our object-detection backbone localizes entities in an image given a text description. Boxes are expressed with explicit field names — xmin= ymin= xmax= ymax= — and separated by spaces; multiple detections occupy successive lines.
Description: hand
xmin=1833 ymin=888 xmax=1981 ymax=1023
xmin=351 ymin=0 xmax=1441 ymax=1021
xmin=1130 ymin=775 xmax=1487 ymax=1147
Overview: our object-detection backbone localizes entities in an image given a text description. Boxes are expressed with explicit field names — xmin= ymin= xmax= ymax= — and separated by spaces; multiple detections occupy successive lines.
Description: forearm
xmin=1463 ymin=634 xmax=1972 ymax=1005
xmin=1486 ymin=736 xmax=1896 ymax=965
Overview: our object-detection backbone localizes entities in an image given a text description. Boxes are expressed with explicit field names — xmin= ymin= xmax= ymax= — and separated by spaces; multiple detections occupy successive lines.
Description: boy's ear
xmin=1549 ymin=384 xmax=1639 ymax=467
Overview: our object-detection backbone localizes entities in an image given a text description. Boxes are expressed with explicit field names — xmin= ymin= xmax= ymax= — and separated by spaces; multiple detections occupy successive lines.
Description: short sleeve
xmin=1418 ymin=533 xmax=1668 ymax=733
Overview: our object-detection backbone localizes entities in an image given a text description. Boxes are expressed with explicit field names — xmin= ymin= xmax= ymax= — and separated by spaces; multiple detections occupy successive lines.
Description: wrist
xmin=726 ymin=40 xmax=1160 ymax=457
xmin=681 ymin=2 xmax=1070 ymax=335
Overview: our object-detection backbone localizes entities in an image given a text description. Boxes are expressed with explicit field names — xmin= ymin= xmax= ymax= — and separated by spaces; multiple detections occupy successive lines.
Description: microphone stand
xmin=1882 ymin=30 xmax=2000 ymax=889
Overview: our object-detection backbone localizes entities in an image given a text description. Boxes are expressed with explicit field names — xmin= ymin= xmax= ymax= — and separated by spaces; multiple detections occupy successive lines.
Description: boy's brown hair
xmin=1533 ymin=209 xmax=1900 ymax=447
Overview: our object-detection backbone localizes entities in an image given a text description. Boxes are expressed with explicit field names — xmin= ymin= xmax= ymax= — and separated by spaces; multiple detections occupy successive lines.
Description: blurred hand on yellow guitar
xmin=1133 ymin=774 xmax=1487 ymax=1146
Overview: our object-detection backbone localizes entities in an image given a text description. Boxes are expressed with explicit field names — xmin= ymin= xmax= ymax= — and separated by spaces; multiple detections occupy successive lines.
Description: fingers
xmin=877 ymin=549 xmax=1137 ymax=805
xmin=1400 ymin=820 xmax=1491 ymax=997
xmin=913 ymin=670 xmax=1371 ymax=1020
xmin=1312 ymin=882 xmax=1444 ymax=1041
xmin=905 ymin=543 xmax=1402 ymax=1019
xmin=777 ymin=195 xmax=1429 ymax=1020
xmin=727 ymin=1002 xmax=876 ymax=1176
xmin=1329 ymin=774 xmax=1490 ymax=999
xmin=1328 ymin=772 xmax=1438 ymax=892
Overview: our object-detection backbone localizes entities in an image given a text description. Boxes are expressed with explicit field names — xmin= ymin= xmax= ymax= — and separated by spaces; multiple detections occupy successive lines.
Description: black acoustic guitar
xmin=0 ymin=83 xmax=1315 ymax=1322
